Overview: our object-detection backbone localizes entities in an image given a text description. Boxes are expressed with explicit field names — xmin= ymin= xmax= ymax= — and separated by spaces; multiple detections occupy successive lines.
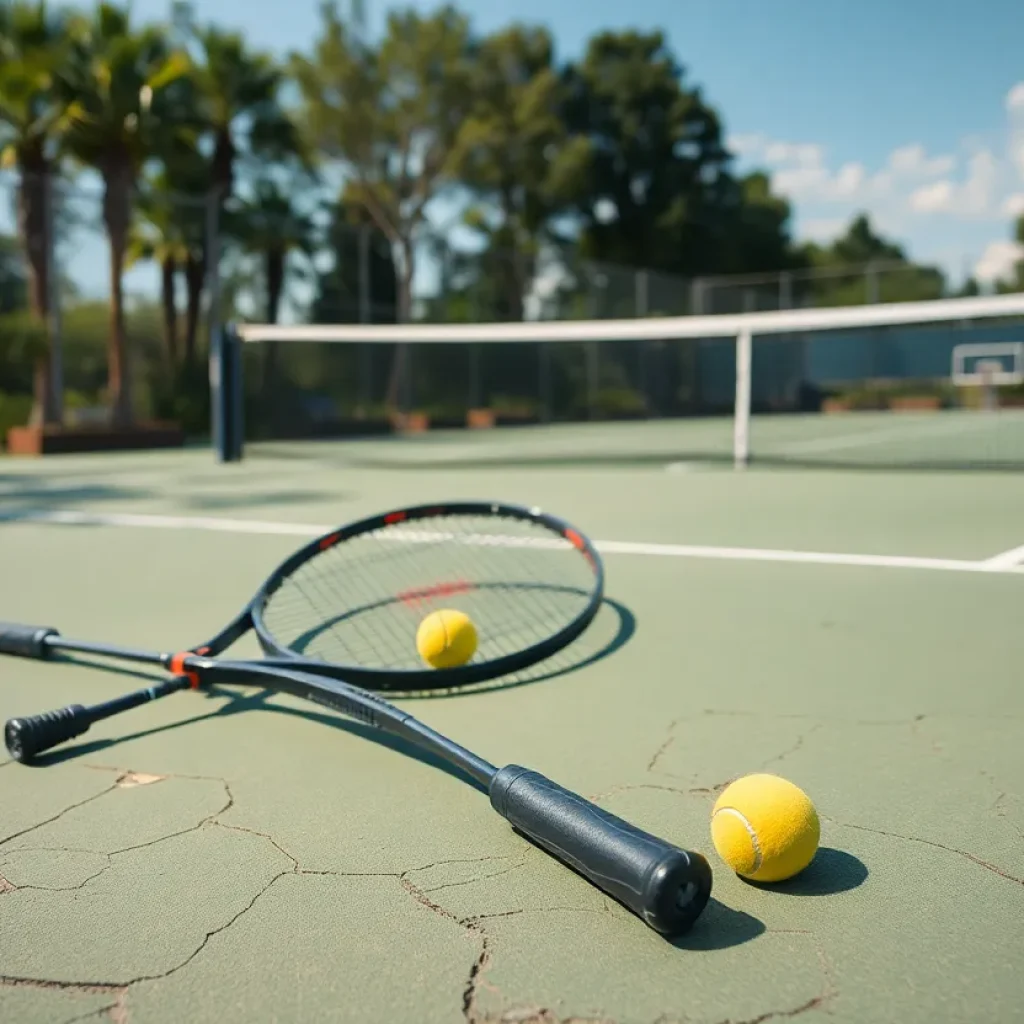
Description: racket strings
xmin=261 ymin=514 xmax=595 ymax=670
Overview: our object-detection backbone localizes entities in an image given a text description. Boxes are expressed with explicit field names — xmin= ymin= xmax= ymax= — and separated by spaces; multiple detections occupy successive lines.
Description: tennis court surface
xmin=2 ymin=427 xmax=1023 ymax=1023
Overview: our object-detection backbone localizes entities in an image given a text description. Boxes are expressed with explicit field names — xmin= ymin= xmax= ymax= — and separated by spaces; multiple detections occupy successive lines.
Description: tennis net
xmin=218 ymin=293 xmax=1024 ymax=471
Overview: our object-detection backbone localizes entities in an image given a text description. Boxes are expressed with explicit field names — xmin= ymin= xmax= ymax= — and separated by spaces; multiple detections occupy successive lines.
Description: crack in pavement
xmin=3 ymin=759 xmax=842 ymax=1024
xmin=710 ymin=943 xmax=837 ymax=1024
xmin=760 ymin=723 xmax=824 ymax=771
xmin=0 ymin=779 xmax=125 ymax=848
xmin=0 ymin=772 xmax=235 ymax=895
xmin=0 ymin=976 xmax=128 ymax=1024
xmin=0 ymin=847 xmax=111 ymax=893
xmin=1 ymin=765 xmax=538 ymax=1023
xmin=829 ymin=818 xmax=1023 ymax=886
xmin=646 ymin=724 xmax=679 ymax=774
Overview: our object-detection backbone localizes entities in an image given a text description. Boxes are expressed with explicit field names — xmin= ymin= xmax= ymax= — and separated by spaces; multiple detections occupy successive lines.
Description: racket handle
xmin=5 ymin=705 xmax=91 ymax=763
xmin=0 ymin=622 xmax=58 ymax=658
xmin=489 ymin=765 xmax=712 ymax=935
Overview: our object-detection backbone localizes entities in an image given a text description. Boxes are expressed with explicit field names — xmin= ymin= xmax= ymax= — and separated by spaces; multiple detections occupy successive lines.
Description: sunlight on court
xmin=1 ymin=442 xmax=1023 ymax=1021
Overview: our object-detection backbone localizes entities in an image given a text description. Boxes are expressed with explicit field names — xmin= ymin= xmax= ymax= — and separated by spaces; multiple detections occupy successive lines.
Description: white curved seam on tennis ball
xmin=715 ymin=806 xmax=762 ymax=872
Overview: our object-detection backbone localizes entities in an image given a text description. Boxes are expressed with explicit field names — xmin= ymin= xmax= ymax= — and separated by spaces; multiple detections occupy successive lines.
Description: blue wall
xmin=696 ymin=320 xmax=1024 ymax=409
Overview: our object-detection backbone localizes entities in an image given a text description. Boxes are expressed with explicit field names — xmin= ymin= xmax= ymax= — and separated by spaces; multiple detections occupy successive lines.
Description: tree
xmin=161 ymin=8 xmax=303 ymax=365
xmin=799 ymin=213 xmax=946 ymax=305
xmin=450 ymin=23 xmax=588 ymax=320
xmin=0 ymin=232 xmax=28 ymax=314
xmin=226 ymin=176 xmax=317 ymax=325
xmin=711 ymin=170 xmax=805 ymax=277
xmin=127 ymin=165 xmax=193 ymax=367
xmin=0 ymin=0 xmax=76 ymax=425
xmin=60 ymin=3 xmax=188 ymax=425
xmin=293 ymin=3 xmax=472 ymax=322
xmin=292 ymin=3 xmax=473 ymax=409
xmin=993 ymin=214 xmax=1024 ymax=294
xmin=309 ymin=198 xmax=398 ymax=325
xmin=560 ymin=30 xmax=733 ymax=276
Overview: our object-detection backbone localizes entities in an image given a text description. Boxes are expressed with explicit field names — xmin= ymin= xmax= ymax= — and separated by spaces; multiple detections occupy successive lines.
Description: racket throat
xmin=392 ymin=717 xmax=496 ymax=789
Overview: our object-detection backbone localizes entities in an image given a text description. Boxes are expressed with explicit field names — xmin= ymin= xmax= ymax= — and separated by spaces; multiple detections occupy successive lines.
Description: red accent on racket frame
xmin=397 ymin=579 xmax=475 ymax=610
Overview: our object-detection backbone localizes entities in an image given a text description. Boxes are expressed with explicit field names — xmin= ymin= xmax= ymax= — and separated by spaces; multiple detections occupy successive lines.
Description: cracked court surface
xmin=1 ymin=441 xmax=1023 ymax=1023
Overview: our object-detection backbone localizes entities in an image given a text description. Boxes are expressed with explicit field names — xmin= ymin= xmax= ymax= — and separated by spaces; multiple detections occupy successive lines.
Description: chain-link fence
xmin=0 ymin=163 xmax=984 ymax=442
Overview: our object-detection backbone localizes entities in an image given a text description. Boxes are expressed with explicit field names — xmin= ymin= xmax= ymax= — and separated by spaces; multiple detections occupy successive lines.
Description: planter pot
xmin=6 ymin=422 xmax=185 ymax=456
xmin=494 ymin=412 xmax=541 ymax=427
xmin=822 ymin=399 xmax=853 ymax=414
xmin=467 ymin=408 xmax=495 ymax=429
xmin=390 ymin=412 xmax=430 ymax=433
xmin=888 ymin=396 xmax=941 ymax=412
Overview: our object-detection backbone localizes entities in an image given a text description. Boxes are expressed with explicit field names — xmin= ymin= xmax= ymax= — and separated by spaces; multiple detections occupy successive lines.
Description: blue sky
xmin=7 ymin=0 xmax=1024 ymax=306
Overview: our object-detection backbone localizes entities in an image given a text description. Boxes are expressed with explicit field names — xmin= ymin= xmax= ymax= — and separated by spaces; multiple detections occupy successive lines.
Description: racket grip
xmin=5 ymin=705 xmax=91 ymax=763
xmin=0 ymin=622 xmax=58 ymax=658
xmin=489 ymin=765 xmax=712 ymax=935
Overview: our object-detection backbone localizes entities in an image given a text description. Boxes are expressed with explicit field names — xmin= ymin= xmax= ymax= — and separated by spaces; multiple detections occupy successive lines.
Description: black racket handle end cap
xmin=0 ymin=622 xmax=59 ymax=659
xmin=489 ymin=765 xmax=712 ymax=936
xmin=5 ymin=705 xmax=90 ymax=763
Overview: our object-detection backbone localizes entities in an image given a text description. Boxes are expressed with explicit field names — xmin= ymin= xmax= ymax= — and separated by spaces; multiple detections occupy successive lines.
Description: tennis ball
xmin=710 ymin=773 xmax=820 ymax=883
xmin=416 ymin=609 xmax=478 ymax=669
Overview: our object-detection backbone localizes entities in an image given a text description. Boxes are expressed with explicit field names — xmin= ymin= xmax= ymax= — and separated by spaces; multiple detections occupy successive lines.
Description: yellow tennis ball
xmin=416 ymin=609 xmax=478 ymax=669
xmin=710 ymin=773 xmax=820 ymax=883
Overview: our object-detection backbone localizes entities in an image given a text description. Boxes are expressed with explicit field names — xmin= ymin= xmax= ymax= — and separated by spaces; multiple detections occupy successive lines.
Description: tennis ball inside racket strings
xmin=416 ymin=609 xmax=478 ymax=668
xmin=710 ymin=773 xmax=820 ymax=883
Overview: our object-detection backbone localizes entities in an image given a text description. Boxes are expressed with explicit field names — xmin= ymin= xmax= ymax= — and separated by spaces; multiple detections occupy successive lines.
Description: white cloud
xmin=1006 ymin=82 xmax=1024 ymax=111
xmin=1002 ymin=193 xmax=1024 ymax=217
xmin=799 ymin=217 xmax=848 ymax=242
xmin=907 ymin=149 xmax=1001 ymax=217
xmin=727 ymin=133 xmax=768 ymax=157
xmin=764 ymin=141 xmax=822 ymax=167
xmin=887 ymin=144 xmax=955 ymax=178
xmin=732 ymin=80 xmax=1024 ymax=232
xmin=910 ymin=180 xmax=955 ymax=212
xmin=974 ymin=239 xmax=1023 ymax=282
xmin=725 ymin=79 xmax=1024 ymax=277
xmin=831 ymin=162 xmax=866 ymax=198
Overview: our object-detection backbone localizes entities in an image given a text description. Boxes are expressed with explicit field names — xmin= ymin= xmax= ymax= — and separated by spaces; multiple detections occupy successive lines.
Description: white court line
xmin=981 ymin=544 xmax=1024 ymax=570
xmin=3 ymin=507 xmax=1023 ymax=577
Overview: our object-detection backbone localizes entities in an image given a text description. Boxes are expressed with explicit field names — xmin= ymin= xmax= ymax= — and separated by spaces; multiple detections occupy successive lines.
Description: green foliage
xmin=1 ymin=0 xmax=1014 ymax=438
xmin=0 ymin=308 xmax=46 ymax=391
xmin=0 ymin=233 xmax=27 ymax=313
xmin=798 ymin=214 xmax=946 ymax=306
xmin=309 ymin=194 xmax=397 ymax=325
xmin=828 ymin=379 xmax=957 ymax=410
xmin=0 ymin=390 xmax=33 ymax=437
xmin=292 ymin=2 xmax=473 ymax=319
xmin=149 ymin=355 xmax=210 ymax=435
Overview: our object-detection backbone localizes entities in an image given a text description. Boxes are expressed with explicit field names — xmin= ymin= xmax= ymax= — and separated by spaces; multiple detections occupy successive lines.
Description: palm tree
xmin=185 ymin=25 xmax=293 ymax=204
xmin=59 ymin=3 xmax=188 ymax=425
xmin=227 ymin=177 xmax=317 ymax=325
xmin=161 ymin=12 xmax=301 ymax=366
xmin=224 ymin=174 xmax=318 ymax=400
xmin=127 ymin=171 xmax=192 ymax=367
xmin=0 ymin=0 xmax=75 ymax=426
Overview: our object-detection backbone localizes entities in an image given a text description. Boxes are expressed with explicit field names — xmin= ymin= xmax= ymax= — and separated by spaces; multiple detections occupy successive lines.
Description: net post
xmin=211 ymin=323 xmax=244 ymax=462
xmin=733 ymin=328 xmax=752 ymax=468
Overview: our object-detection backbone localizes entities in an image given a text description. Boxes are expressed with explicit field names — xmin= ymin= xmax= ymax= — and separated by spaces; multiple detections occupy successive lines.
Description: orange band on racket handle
xmin=168 ymin=652 xmax=201 ymax=689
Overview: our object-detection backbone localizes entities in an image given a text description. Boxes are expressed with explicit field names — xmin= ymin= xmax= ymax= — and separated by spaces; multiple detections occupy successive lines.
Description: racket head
xmin=242 ymin=502 xmax=605 ymax=691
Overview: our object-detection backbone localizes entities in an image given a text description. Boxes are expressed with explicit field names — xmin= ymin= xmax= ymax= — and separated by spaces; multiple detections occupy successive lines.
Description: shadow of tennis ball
xmin=401 ymin=595 xmax=637 ymax=699
xmin=741 ymin=847 xmax=868 ymax=896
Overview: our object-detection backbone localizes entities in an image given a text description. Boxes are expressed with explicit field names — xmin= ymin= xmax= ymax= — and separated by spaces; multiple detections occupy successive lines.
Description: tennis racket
xmin=0 ymin=500 xmax=712 ymax=935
